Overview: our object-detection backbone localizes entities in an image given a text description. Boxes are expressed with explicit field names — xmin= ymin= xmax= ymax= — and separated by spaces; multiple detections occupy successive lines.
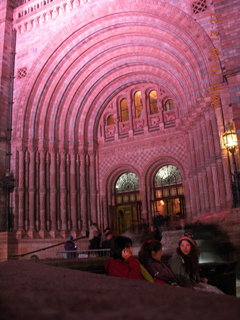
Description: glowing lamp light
xmin=223 ymin=127 xmax=238 ymax=151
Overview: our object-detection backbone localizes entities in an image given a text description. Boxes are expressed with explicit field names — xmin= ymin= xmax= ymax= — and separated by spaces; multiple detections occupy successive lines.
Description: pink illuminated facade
xmin=0 ymin=0 xmax=240 ymax=260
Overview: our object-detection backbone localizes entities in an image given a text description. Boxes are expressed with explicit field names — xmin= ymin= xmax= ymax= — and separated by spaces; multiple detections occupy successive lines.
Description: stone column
xmin=202 ymin=170 xmax=210 ymax=212
xmin=49 ymin=151 xmax=57 ymax=236
xmin=193 ymin=176 xmax=200 ymax=216
xmin=66 ymin=153 xmax=71 ymax=231
xmin=140 ymin=180 xmax=147 ymax=223
xmin=45 ymin=152 xmax=51 ymax=231
xmin=222 ymin=155 xmax=233 ymax=207
xmin=216 ymin=159 xmax=227 ymax=208
xmin=101 ymin=195 xmax=108 ymax=228
xmin=56 ymin=153 xmax=61 ymax=231
xmin=17 ymin=149 xmax=24 ymax=234
xmin=146 ymin=184 xmax=152 ymax=224
xmin=28 ymin=148 xmax=35 ymax=235
xmin=80 ymin=152 xmax=87 ymax=230
xmin=70 ymin=152 xmax=77 ymax=232
xmin=89 ymin=150 xmax=97 ymax=224
xmin=206 ymin=165 xmax=215 ymax=211
xmin=75 ymin=154 xmax=81 ymax=231
xmin=39 ymin=150 xmax=46 ymax=235
xmin=211 ymin=164 xmax=220 ymax=210
xmin=188 ymin=175 xmax=196 ymax=219
xmin=60 ymin=151 xmax=67 ymax=232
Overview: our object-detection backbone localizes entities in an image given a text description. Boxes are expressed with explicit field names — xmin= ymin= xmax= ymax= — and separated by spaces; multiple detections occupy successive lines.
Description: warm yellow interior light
xmin=223 ymin=129 xmax=238 ymax=150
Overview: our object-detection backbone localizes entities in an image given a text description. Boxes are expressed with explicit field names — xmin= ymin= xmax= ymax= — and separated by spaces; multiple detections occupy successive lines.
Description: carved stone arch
xmin=144 ymin=156 xmax=185 ymax=191
xmin=104 ymin=164 xmax=141 ymax=202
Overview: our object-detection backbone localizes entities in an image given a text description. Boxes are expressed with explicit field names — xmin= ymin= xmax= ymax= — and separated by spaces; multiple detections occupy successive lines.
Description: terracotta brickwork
xmin=0 ymin=0 xmax=239 ymax=259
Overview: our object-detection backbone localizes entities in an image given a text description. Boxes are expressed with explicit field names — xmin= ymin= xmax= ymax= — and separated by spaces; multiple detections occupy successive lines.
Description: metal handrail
xmin=9 ymin=236 xmax=87 ymax=258
xmin=57 ymin=248 xmax=111 ymax=258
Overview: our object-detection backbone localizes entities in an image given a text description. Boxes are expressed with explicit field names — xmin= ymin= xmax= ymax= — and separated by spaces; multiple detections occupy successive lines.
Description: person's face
xmin=121 ymin=246 xmax=133 ymax=260
xmin=179 ymin=240 xmax=191 ymax=255
xmin=106 ymin=234 xmax=112 ymax=240
xmin=151 ymin=249 xmax=162 ymax=261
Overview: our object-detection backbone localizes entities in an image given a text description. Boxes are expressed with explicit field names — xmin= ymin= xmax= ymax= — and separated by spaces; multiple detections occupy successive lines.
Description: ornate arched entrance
xmin=113 ymin=172 xmax=141 ymax=233
xmin=152 ymin=165 xmax=185 ymax=225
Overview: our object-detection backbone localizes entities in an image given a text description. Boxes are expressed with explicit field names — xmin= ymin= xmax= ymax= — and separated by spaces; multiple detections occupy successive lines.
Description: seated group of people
xmin=105 ymin=234 xmax=223 ymax=294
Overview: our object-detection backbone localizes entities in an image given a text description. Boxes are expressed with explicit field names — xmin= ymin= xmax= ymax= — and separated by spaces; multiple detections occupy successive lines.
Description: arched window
xmin=155 ymin=165 xmax=182 ymax=187
xmin=149 ymin=90 xmax=158 ymax=114
xmin=114 ymin=172 xmax=141 ymax=233
xmin=106 ymin=114 xmax=115 ymax=125
xmin=120 ymin=98 xmax=129 ymax=122
xmin=164 ymin=99 xmax=174 ymax=111
xmin=115 ymin=172 xmax=139 ymax=193
xmin=153 ymin=165 xmax=184 ymax=219
xmin=134 ymin=91 xmax=143 ymax=118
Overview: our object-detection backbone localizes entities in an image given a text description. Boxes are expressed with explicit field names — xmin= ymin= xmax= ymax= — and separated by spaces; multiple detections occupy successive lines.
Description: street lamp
xmin=223 ymin=123 xmax=240 ymax=207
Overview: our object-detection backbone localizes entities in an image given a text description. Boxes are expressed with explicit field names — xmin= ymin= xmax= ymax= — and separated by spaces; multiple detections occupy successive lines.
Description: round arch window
xmin=115 ymin=172 xmax=139 ymax=194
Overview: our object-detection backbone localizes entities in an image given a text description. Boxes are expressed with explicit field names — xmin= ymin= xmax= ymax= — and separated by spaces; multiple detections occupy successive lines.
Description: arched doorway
xmin=152 ymin=165 xmax=185 ymax=226
xmin=114 ymin=172 xmax=141 ymax=233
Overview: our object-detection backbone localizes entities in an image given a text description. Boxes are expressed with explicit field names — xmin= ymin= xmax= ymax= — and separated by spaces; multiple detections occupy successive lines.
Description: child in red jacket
xmin=105 ymin=236 xmax=144 ymax=280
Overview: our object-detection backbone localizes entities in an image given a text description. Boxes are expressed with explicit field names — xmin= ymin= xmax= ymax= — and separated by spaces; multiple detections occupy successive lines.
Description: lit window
xmin=120 ymin=98 xmax=129 ymax=122
xmin=134 ymin=91 xmax=143 ymax=118
xmin=155 ymin=165 xmax=182 ymax=187
xmin=149 ymin=90 xmax=158 ymax=114
xmin=164 ymin=99 xmax=174 ymax=111
xmin=115 ymin=172 xmax=139 ymax=193
xmin=106 ymin=114 xmax=115 ymax=125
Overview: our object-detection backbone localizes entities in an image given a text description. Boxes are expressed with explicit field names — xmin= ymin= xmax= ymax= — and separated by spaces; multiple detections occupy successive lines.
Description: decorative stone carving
xmin=149 ymin=115 xmax=160 ymax=127
xmin=163 ymin=110 xmax=176 ymax=123
xmin=134 ymin=118 xmax=144 ymax=130
xmin=105 ymin=125 xmax=116 ymax=137
xmin=119 ymin=121 xmax=130 ymax=133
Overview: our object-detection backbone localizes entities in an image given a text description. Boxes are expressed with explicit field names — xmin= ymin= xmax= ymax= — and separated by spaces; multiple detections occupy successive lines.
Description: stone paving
xmin=0 ymin=260 xmax=240 ymax=320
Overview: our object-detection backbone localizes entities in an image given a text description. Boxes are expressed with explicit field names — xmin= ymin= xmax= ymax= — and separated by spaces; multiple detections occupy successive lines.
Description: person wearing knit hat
xmin=168 ymin=233 xmax=223 ymax=294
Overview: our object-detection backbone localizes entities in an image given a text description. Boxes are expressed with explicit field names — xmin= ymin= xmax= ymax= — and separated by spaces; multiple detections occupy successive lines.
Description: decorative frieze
xmin=14 ymin=0 xmax=90 ymax=34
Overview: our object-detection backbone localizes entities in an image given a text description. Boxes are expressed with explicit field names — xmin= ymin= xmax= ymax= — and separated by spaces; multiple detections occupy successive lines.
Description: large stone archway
xmin=6 ymin=0 xmax=234 ymax=257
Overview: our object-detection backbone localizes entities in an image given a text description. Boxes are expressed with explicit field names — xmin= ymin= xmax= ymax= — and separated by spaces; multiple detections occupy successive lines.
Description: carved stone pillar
xmin=17 ymin=149 xmax=24 ymax=234
xmin=80 ymin=152 xmax=87 ymax=230
xmin=216 ymin=159 xmax=227 ymax=208
xmin=89 ymin=151 xmax=97 ymax=224
xmin=70 ymin=152 xmax=77 ymax=231
xmin=28 ymin=148 xmax=35 ymax=235
xmin=188 ymin=176 xmax=196 ymax=219
xmin=45 ymin=152 xmax=51 ymax=231
xmin=49 ymin=151 xmax=57 ymax=236
xmin=75 ymin=154 xmax=81 ymax=231
xmin=60 ymin=151 xmax=67 ymax=232
xmin=56 ymin=153 xmax=61 ymax=231
xmin=39 ymin=150 xmax=46 ymax=234
xmin=140 ymin=180 xmax=147 ymax=223
xmin=193 ymin=176 xmax=200 ymax=216
xmin=206 ymin=165 xmax=215 ymax=211
xmin=222 ymin=155 xmax=232 ymax=207
xmin=211 ymin=164 xmax=220 ymax=210
xmin=66 ymin=154 xmax=71 ymax=231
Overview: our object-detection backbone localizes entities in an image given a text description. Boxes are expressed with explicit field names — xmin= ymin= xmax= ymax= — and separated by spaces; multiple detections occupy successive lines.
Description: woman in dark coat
xmin=169 ymin=234 xmax=223 ymax=293
xmin=138 ymin=240 xmax=177 ymax=285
